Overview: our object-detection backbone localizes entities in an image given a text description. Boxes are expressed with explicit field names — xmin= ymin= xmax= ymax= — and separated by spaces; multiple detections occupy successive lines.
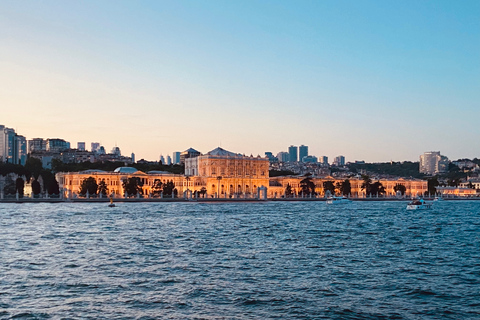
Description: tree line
xmin=1 ymin=158 xmax=59 ymax=197
xmin=78 ymin=176 xmax=178 ymax=198
xmin=283 ymin=175 xmax=419 ymax=197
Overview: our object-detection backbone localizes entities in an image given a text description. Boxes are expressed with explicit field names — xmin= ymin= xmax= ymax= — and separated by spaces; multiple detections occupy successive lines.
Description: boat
xmin=326 ymin=196 xmax=351 ymax=204
xmin=406 ymin=198 xmax=432 ymax=210
xmin=433 ymin=196 xmax=444 ymax=201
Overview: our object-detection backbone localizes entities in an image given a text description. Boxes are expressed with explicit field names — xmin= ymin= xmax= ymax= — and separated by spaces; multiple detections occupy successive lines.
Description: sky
xmin=1 ymin=0 xmax=479 ymax=163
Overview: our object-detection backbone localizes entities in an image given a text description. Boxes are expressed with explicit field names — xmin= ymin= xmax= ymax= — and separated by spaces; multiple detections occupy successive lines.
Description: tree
xmin=79 ymin=177 xmax=98 ymax=197
xmin=285 ymin=183 xmax=293 ymax=197
xmin=370 ymin=181 xmax=386 ymax=196
xmin=299 ymin=175 xmax=316 ymax=195
xmin=269 ymin=169 xmax=296 ymax=177
xmin=323 ymin=181 xmax=336 ymax=196
xmin=98 ymin=179 xmax=109 ymax=197
xmin=24 ymin=157 xmax=43 ymax=179
xmin=39 ymin=169 xmax=60 ymax=195
xmin=162 ymin=180 xmax=175 ymax=197
xmin=199 ymin=187 xmax=207 ymax=198
xmin=393 ymin=184 xmax=406 ymax=195
xmin=339 ymin=179 xmax=351 ymax=196
xmin=151 ymin=179 xmax=163 ymax=196
xmin=427 ymin=177 xmax=439 ymax=195
xmin=447 ymin=178 xmax=459 ymax=187
xmin=31 ymin=179 xmax=41 ymax=196
xmin=46 ymin=179 xmax=59 ymax=195
xmin=3 ymin=175 xmax=15 ymax=195
xmin=15 ymin=177 xmax=25 ymax=197
xmin=122 ymin=177 xmax=143 ymax=197
xmin=361 ymin=175 xmax=372 ymax=195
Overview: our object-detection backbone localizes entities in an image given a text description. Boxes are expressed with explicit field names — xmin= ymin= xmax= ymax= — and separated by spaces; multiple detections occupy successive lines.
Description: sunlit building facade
xmin=419 ymin=151 xmax=449 ymax=175
xmin=267 ymin=176 xmax=428 ymax=198
xmin=186 ymin=147 xmax=269 ymax=197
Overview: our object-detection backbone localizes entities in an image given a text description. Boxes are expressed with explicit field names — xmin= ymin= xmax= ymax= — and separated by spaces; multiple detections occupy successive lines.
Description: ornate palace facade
xmin=56 ymin=147 xmax=428 ymax=199
xmin=185 ymin=147 xmax=270 ymax=197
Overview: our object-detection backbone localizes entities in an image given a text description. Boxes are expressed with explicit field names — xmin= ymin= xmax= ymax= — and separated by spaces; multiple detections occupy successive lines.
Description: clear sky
xmin=1 ymin=0 xmax=479 ymax=162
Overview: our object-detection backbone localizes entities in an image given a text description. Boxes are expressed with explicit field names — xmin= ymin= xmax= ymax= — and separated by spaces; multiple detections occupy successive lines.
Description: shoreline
xmin=1 ymin=197 xmax=479 ymax=204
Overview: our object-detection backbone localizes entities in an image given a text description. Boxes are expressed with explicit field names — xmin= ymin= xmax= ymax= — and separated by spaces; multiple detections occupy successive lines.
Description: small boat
xmin=108 ymin=198 xmax=115 ymax=207
xmin=406 ymin=198 xmax=432 ymax=210
xmin=326 ymin=196 xmax=351 ymax=204
xmin=433 ymin=196 xmax=444 ymax=201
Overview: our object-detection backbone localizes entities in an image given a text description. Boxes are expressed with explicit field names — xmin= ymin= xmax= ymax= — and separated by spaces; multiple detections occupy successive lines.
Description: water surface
xmin=0 ymin=201 xmax=479 ymax=319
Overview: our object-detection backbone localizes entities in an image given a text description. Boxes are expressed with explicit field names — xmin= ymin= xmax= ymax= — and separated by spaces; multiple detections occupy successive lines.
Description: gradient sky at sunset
xmin=1 ymin=0 xmax=479 ymax=162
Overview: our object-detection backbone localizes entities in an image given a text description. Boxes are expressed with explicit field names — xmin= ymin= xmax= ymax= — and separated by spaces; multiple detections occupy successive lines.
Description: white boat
xmin=326 ymin=196 xmax=351 ymax=204
xmin=406 ymin=199 xmax=432 ymax=210
xmin=433 ymin=196 xmax=444 ymax=201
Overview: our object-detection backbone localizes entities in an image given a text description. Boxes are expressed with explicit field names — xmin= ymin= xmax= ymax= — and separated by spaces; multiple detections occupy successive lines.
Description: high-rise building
xmin=302 ymin=155 xmax=317 ymax=163
xmin=160 ymin=155 xmax=165 ymax=164
xmin=180 ymin=148 xmax=201 ymax=164
xmin=419 ymin=151 xmax=449 ymax=175
xmin=1 ymin=126 xmax=27 ymax=165
xmin=0 ymin=125 xmax=5 ymax=162
xmin=28 ymin=138 xmax=46 ymax=153
xmin=320 ymin=156 xmax=328 ymax=165
xmin=288 ymin=145 xmax=298 ymax=162
xmin=15 ymin=135 xmax=27 ymax=165
xmin=46 ymin=138 xmax=69 ymax=152
xmin=4 ymin=128 xmax=16 ymax=163
xmin=333 ymin=155 xmax=345 ymax=166
xmin=131 ymin=153 xmax=135 ymax=163
xmin=111 ymin=146 xmax=121 ymax=156
xmin=77 ymin=142 xmax=86 ymax=151
xmin=173 ymin=152 xmax=181 ymax=164
xmin=276 ymin=152 xmax=289 ymax=163
xmin=166 ymin=155 xmax=172 ymax=165
xmin=299 ymin=145 xmax=308 ymax=163
xmin=91 ymin=142 xmax=100 ymax=153
xmin=265 ymin=152 xmax=278 ymax=163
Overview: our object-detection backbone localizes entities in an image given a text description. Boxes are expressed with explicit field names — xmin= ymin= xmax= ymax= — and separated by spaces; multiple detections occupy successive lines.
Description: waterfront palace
xmin=56 ymin=147 xmax=428 ymax=199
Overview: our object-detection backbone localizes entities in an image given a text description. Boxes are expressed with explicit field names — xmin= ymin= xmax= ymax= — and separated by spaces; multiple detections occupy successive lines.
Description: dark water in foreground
xmin=0 ymin=201 xmax=479 ymax=319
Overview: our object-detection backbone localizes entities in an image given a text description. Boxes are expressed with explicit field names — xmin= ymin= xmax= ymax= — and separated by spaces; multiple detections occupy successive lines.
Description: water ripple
xmin=0 ymin=201 xmax=479 ymax=319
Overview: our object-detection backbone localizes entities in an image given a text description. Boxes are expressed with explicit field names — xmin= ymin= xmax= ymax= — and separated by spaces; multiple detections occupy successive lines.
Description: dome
xmin=113 ymin=167 xmax=143 ymax=174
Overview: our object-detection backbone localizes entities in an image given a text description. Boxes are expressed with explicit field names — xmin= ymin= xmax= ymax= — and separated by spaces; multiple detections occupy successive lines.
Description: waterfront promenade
xmin=0 ymin=195 xmax=478 ymax=203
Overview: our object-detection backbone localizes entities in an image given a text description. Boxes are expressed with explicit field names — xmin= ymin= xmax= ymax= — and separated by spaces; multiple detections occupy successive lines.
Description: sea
xmin=0 ymin=201 xmax=479 ymax=319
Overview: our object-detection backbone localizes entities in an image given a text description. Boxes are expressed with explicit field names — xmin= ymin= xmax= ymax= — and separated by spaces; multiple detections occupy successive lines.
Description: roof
xmin=182 ymin=148 xmax=200 ymax=154
xmin=206 ymin=147 xmax=241 ymax=157
xmin=113 ymin=167 xmax=144 ymax=174
xmin=147 ymin=170 xmax=172 ymax=175
xmin=79 ymin=169 xmax=106 ymax=174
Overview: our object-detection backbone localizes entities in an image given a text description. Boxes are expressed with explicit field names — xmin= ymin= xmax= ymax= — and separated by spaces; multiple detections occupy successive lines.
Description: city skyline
xmin=1 ymin=1 xmax=479 ymax=162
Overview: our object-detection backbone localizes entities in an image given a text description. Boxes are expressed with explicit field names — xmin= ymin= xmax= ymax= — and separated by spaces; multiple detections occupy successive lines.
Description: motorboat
xmin=326 ymin=196 xmax=351 ymax=204
xmin=406 ymin=198 xmax=432 ymax=210
xmin=433 ymin=196 xmax=444 ymax=201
